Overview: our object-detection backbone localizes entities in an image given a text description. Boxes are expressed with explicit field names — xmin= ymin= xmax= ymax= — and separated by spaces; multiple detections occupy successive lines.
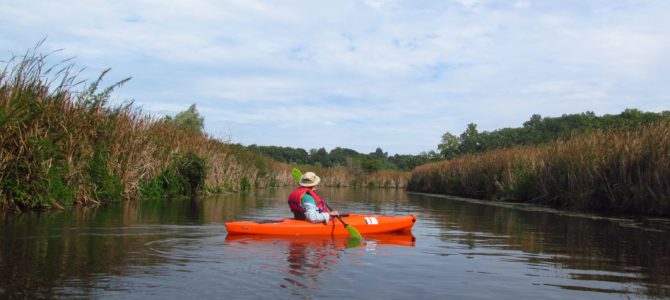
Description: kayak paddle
xmin=290 ymin=167 xmax=362 ymax=239
xmin=323 ymin=199 xmax=362 ymax=239
xmin=291 ymin=167 xmax=302 ymax=182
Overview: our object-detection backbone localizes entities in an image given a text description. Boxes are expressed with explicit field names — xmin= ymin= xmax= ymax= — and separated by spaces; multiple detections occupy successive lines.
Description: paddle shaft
xmin=323 ymin=200 xmax=350 ymax=228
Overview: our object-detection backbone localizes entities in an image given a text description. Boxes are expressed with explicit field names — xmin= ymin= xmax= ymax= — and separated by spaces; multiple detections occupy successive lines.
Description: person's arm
xmin=302 ymin=194 xmax=330 ymax=224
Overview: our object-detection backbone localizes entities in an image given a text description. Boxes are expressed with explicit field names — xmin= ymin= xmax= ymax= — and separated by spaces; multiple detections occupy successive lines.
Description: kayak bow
xmin=225 ymin=214 xmax=416 ymax=236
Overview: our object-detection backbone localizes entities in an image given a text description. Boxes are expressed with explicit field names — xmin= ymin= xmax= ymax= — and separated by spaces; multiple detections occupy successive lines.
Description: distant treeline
xmin=246 ymin=109 xmax=670 ymax=173
xmin=244 ymin=145 xmax=441 ymax=172
xmin=438 ymin=109 xmax=670 ymax=159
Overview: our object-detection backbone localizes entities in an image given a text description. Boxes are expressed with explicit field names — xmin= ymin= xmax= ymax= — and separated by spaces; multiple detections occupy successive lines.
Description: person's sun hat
xmin=299 ymin=172 xmax=321 ymax=187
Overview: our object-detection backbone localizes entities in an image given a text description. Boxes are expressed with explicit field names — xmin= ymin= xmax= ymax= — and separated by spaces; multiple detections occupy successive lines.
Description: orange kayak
xmin=225 ymin=214 xmax=416 ymax=236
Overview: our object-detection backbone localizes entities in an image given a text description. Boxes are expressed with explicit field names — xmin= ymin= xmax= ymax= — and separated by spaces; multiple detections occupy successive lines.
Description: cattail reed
xmin=408 ymin=123 xmax=670 ymax=216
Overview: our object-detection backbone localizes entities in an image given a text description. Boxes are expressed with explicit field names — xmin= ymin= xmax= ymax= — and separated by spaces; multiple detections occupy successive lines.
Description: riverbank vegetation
xmin=409 ymin=120 xmax=670 ymax=216
xmin=0 ymin=49 xmax=294 ymax=212
xmin=0 ymin=49 xmax=409 ymax=212
xmin=290 ymin=165 xmax=409 ymax=189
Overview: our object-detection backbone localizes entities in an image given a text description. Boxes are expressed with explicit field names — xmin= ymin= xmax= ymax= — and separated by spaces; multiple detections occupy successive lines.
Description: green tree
xmin=459 ymin=123 xmax=481 ymax=154
xmin=248 ymin=145 xmax=309 ymax=164
xmin=164 ymin=104 xmax=204 ymax=134
xmin=329 ymin=147 xmax=360 ymax=166
xmin=523 ymin=114 xmax=543 ymax=128
xmin=370 ymin=147 xmax=388 ymax=159
xmin=438 ymin=132 xmax=460 ymax=159
xmin=309 ymin=147 xmax=329 ymax=167
xmin=419 ymin=150 xmax=441 ymax=162
xmin=358 ymin=157 xmax=383 ymax=173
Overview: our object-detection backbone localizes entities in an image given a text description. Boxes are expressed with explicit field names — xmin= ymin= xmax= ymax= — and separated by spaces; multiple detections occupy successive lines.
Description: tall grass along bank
xmin=289 ymin=165 xmax=410 ymax=188
xmin=0 ymin=50 xmax=291 ymax=212
xmin=0 ymin=50 xmax=408 ymax=212
xmin=408 ymin=122 xmax=670 ymax=216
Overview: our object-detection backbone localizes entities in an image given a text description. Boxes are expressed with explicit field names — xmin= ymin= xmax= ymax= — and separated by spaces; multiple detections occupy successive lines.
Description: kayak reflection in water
xmin=224 ymin=234 xmax=415 ymax=291
xmin=283 ymin=238 xmax=343 ymax=288
xmin=287 ymin=171 xmax=339 ymax=223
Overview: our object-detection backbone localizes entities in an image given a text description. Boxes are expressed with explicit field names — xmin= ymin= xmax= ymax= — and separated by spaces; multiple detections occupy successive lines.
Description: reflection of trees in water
xmin=0 ymin=198 xmax=239 ymax=298
xmin=409 ymin=194 xmax=670 ymax=298
xmin=1 ymin=208 xmax=143 ymax=298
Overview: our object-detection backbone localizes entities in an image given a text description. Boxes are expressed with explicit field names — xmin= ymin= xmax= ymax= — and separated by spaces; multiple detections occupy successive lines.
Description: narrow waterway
xmin=1 ymin=188 xmax=669 ymax=299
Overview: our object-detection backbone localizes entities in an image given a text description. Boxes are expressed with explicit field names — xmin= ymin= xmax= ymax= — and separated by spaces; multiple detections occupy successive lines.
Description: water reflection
xmin=0 ymin=199 xmax=230 ymax=298
xmin=224 ymin=233 xmax=415 ymax=293
xmin=0 ymin=188 xmax=669 ymax=299
xmin=408 ymin=193 xmax=670 ymax=298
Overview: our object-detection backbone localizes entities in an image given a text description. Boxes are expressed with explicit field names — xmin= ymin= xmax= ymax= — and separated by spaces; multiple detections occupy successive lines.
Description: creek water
xmin=1 ymin=187 xmax=669 ymax=299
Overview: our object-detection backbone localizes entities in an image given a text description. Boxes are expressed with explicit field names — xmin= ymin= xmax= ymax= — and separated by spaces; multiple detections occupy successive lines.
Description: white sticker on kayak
xmin=365 ymin=217 xmax=378 ymax=225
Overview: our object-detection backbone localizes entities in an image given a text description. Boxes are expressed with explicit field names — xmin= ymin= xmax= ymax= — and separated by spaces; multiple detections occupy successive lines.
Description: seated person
xmin=287 ymin=171 xmax=338 ymax=223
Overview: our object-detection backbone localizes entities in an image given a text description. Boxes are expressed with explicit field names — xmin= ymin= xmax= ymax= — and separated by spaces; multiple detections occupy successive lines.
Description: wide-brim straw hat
xmin=299 ymin=172 xmax=321 ymax=187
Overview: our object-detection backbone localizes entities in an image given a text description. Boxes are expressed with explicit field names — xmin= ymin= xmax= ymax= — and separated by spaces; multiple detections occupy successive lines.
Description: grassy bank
xmin=0 ymin=50 xmax=408 ymax=212
xmin=408 ymin=122 xmax=670 ymax=216
xmin=0 ymin=50 xmax=290 ymax=211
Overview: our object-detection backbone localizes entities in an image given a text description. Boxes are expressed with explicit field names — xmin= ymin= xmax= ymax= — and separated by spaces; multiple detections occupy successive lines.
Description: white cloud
xmin=1 ymin=0 xmax=669 ymax=154
xmin=198 ymin=76 xmax=309 ymax=103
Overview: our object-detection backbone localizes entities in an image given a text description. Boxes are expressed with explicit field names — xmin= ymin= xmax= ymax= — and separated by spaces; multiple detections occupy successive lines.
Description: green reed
xmin=0 ymin=50 xmax=286 ymax=211
xmin=408 ymin=123 xmax=670 ymax=216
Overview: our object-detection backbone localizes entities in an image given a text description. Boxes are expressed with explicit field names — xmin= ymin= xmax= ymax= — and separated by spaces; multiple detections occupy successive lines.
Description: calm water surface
xmin=1 ymin=188 xmax=669 ymax=299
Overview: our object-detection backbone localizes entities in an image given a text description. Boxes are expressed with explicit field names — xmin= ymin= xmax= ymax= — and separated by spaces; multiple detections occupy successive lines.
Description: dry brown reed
xmin=408 ymin=122 xmax=670 ymax=216
xmin=288 ymin=165 xmax=410 ymax=188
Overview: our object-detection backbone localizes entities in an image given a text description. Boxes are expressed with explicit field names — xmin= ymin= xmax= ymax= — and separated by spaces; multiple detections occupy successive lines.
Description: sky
xmin=1 ymin=0 xmax=669 ymax=155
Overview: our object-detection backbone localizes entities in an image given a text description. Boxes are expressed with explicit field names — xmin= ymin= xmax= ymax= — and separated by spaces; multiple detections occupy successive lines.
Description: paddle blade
xmin=345 ymin=238 xmax=362 ymax=249
xmin=346 ymin=225 xmax=362 ymax=239
xmin=291 ymin=168 xmax=302 ymax=182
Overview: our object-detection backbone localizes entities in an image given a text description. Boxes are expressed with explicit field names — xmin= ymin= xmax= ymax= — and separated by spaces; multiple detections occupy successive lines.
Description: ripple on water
xmin=145 ymin=236 xmax=229 ymax=263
